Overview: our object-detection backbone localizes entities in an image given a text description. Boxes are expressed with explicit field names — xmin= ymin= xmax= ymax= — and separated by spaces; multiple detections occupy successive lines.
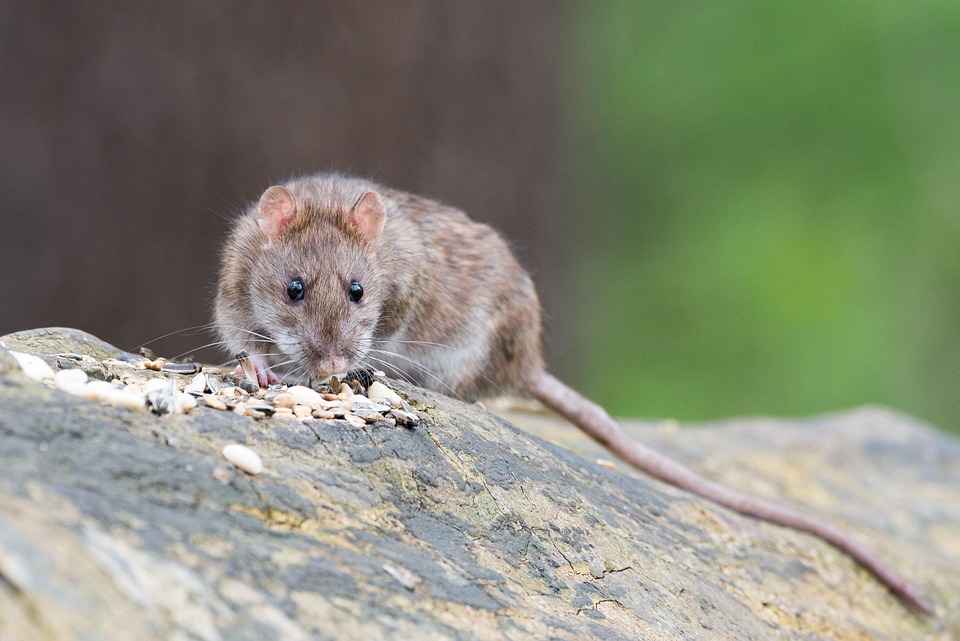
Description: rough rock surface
xmin=0 ymin=328 xmax=958 ymax=640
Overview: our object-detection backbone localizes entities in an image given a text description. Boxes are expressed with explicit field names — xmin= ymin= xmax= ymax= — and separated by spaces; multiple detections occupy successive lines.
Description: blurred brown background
xmin=0 ymin=1 xmax=576 ymax=375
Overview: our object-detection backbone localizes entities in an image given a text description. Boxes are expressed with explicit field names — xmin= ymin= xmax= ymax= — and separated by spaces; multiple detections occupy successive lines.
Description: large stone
xmin=0 ymin=328 xmax=957 ymax=640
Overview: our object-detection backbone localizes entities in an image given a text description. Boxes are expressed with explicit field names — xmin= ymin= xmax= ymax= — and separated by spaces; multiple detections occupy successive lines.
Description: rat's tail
xmin=532 ymin=372 xmax=932 ymax=615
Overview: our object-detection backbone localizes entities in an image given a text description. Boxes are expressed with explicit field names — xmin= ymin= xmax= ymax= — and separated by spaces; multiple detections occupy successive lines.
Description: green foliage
xmin=567 ymin=1 xmax=960 ymax=431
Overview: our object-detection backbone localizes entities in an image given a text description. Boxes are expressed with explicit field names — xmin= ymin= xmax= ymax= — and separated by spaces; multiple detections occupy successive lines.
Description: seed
xmin=273 ymin=406 xmax=293 ymax=415
xmin=311 ymin=409 xmax=335 ymax=420
xmin=235 ymin=351 xmax=259 ymax=387
xmin=293 ymin=404 xmax=313 ymax=419
xmin=184 ymin=373 xmax=206 ymax=395
xmin=161 ymin=362 xmax=201 ymax=375
xmin=105 ymin=387 xmax=147 ymax=410
xmin=143 ymin=359 xmax=165 ymax=371
xmin=288 ymin=385 xmax=322 ymax=406
xmin=218 ymin=385 xmax=241 ymax=398
xmin=78 ymin=380 xmax=146 ymax=410
xmin=204 ymin=374 xmax=223 ymax=394
xmin=238 ymin=380 xmax=258 ymax=394
xmin=150 ymin=386 xmax=178 ymax=415
xmin=54 ymin=367 xmax=88 ymax=392
xmin=367 ymin=381 xmax=403 ymax=408
xmin=175 ymin=392 xmax=198 ymax=414
xmin=203 ymin=395 xmax=228 ymax=411
xmin=143 ymin=378 xmax=172 ymax=395
xmin=10 ymin=351 xmax=55 ymax=382
xmin=352 ymin=409 xmax=384 ymax=423
xmin=390 ymin=408 xmax=420 ymax=427
xmin=272 ymin=393 xmax=297 ymax=409
xmin=81 ymin=380 xmax=119 ymax=401
xmin=344 ymin=414 xmax=366 ymax=428
xmin=351 ymin=400 xmax=389 ymax=413
xmin=221 ymin=443 xmax=263 ymax=475
xmin=244 ymin=402 xmax=275 ymax=417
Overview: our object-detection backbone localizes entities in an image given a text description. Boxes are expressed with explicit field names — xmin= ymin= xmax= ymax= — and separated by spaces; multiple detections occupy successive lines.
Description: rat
xmin=214 ymin=172 xmax=932 ymax=615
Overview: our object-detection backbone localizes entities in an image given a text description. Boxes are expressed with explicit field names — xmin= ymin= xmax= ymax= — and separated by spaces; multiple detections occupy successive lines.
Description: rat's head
xmin=227 ymin=183 xmax=387 ymax=380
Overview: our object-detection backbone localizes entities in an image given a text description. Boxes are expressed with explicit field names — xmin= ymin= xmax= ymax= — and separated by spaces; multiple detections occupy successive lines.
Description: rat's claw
xmin=257 ymin=364 xmax=279 ymax=387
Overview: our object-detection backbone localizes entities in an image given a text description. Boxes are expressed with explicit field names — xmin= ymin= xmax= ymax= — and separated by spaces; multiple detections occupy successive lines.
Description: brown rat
xmin=214 ymin=172 xmax=932 ymax=615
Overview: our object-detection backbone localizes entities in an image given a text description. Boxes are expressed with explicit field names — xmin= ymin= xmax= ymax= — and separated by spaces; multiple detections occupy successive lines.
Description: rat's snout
xmin=303 ymin=336 xmax=352 ymax=378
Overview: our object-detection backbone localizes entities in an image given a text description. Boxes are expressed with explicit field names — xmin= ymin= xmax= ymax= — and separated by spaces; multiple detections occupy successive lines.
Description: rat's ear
xmin=257 ymin=186 xmax=297 ymax=240
xmin=348 ymin=191 xmax=386 ymax=242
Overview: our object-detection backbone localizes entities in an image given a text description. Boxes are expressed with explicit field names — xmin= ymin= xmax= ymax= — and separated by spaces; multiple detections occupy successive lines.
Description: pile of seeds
xmin=7 ymin=348 xmax=419 ymax=428
xmin=183 ymin=372 xmax=420 ymax=428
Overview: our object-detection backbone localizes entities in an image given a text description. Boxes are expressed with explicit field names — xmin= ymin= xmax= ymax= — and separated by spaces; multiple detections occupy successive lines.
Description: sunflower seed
xmin=161 ymin=362 xmax=201 ymax=375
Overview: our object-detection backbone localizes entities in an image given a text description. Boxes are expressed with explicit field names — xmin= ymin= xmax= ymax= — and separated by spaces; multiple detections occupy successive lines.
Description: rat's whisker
xmin=134 ymin=324 xmax=220 ymax=350
xmin=367 ymin=348 xmax=457 ymax=397
xmin=362 ymin=355 xmax=419 ymax=388
xmin=371 ymin=338 xmax=454 ymax=352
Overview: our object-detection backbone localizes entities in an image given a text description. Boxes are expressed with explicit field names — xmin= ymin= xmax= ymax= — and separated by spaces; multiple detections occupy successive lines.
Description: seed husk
xmin=235 ymin=350 xmax=259 ymax=387
xmin=184 ymin=373 xmax=207 ymax=395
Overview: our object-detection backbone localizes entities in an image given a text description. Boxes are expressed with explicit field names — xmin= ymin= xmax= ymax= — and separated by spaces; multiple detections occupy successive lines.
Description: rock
xmin=0 ymin=327 xmax=957 ymax=640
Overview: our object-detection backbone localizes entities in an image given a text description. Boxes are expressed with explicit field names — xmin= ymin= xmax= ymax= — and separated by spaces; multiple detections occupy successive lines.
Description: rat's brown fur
xmin=215 ymin=172 xmax=931 ymax=615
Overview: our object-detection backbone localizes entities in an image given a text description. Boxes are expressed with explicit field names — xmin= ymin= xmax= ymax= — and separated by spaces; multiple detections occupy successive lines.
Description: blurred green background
xmin=565 ymin=1 xmax=960 ymax=432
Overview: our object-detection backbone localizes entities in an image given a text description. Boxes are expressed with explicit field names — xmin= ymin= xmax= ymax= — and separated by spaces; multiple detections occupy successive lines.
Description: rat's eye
xmin=287 ymin=279 xmax=305 ymax=302
xmin=348 ymin=280 xmax=364 ymax=303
